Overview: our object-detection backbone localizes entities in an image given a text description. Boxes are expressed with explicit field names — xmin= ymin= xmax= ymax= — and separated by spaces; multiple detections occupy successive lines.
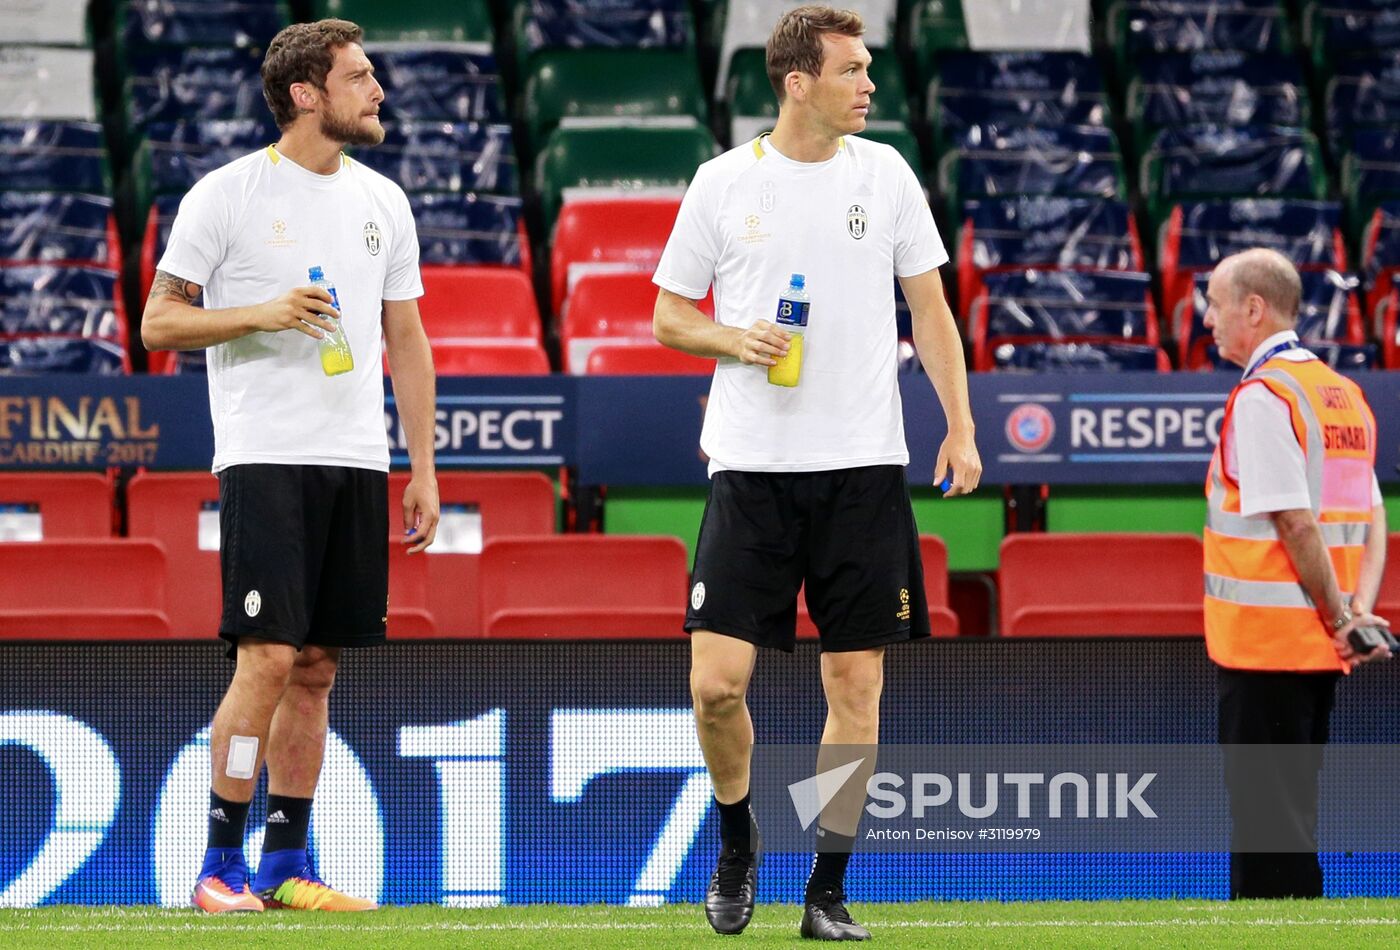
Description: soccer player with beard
xmin=142 ymin=19 xmax=439 ymax=913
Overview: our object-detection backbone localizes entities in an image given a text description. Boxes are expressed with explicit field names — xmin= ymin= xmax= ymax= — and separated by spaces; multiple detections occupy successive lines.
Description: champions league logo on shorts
xmin=1006 ymin=403 xmax=1055 ymax=454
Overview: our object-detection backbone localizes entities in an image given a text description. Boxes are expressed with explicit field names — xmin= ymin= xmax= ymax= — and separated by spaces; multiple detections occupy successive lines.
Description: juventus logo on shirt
xmin=363 ymin=220 xmax=382 ymax=256
xmin=847 ymin=205 xmax=868 ymax=240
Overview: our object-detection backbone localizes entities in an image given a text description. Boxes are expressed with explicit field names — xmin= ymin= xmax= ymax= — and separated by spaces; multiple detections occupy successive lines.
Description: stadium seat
xmin=584 ymin=342 xmax=714 ymax=375
xmin=0 ymin=0 xmax=88 ymax=43
xmin=0 ymin=336 xmax=127 ymax=374
xmin=418 ymin=266 xmax=541 ymax=341
xmin=1158 ymin=199 xmax=1346 ymax=323
xmin=1342 ymin=128 xmax=1400 ymax=230
xmin=1142 ymin=126 xmax=1327 ymax=237
xmin=550 ymin=198 xmax=680 ymax=315
xmin=410 ymin=192 xmax=529 ymax=271
xmin=125 ymin=471 xmax=220 ymax=638
xmin=120 ymin=46 xmax=264 ymax=142
xmin=0 ymin=539 xmax=170 ymax=639
xmin=0 ymin=120 xmax=109 ymax=194
xmin=1324 ymin=53 xmax=1400 ymax=158
xmin=0 ymin=472 xmax=113 ymax=540
xmin=388 ymin=541 xmax=435 ymax=637
xmin=535 ymin=123 xmax=715 ymax=230
xmin=561 ymin=271 xmax=713 ymax=372
xmin=318 ymin=0 xmax=494 ymax=44
xmin=368 ymin=43 xmax=506 ymax=125
xmin=967 ymin=270 xmax=1159 ymax=372
xmin=1126 ymin=52 xmax=1308 ymax=157
xmin=428 ymin=339 xmax=551 ymax=375
xmin=905 ymin=0 xmax=969 ymax=85
xmin=0 ymin=192 xmax=120 ymax=270
xmin=127 ymin=118 xmax=277 ymax=226
xmin=1106 ymin=1 xmax=1292 ymax=80
xmin=0 ymin=46 xmax=96 ymax=122
xmin=522 ymin=48 xmax=707 ymax=155
xmin=116 ymin=0 xmax=289 ymax=56
xmin=939 ymin=125 xmax=1126 ymax=223
xmin=1302 ymin=0 xmax=1400 ymax=78
xmin=479 ymin=535 xmax=689 ymax=638
xmin=1361 ymin=201 xmax=1400 ymax=314
xmin=1376 ymin=533 xmax=1400 ymax=621
xmin=515 ymin=0 xmax=694 ymax=80
xmin=0 ymin=263 xmax=130 ymax=373
xmin=797 ymin=535 xmax=959 ymax=639
xmin=999 ymin=533 xmax=1204 ymax=636
xmin=928 ymin=51 xmax=1108 ymax=155
xmin=956 ymin=197 xmax=1143 ymax=311
xmin=351 ymin=121 xmax=518 ymax=196
xmin=390 ymin=471 xmax=556 ymax=636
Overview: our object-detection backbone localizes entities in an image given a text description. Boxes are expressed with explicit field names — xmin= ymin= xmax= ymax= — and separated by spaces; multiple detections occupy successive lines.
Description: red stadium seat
xmin=0 ymin=472 xmax=113 ymax=539
xmin=584 ymin=342 xmax=714 ymax=375
xmin=388 ymin=541 xmax=435 ymax=637
xmin=0 ymin=539 xmax=170 ymax=638
xmin=797 ymin=535 xmax=960 ymax=639
xmin=1375 ymin=533 xmax=1400 ymax=622
xmin=418 ymin=265 xmax=542 ymax=341
xmin=430 ymin=339 xmax=551 ymax=375
xmin=550 ymin=198 xmax=681 ymax=315
xmin=480 ymin=535 xmax=688 ymax=638
xmin=126 ymin=471 xmax=221 ymax=638
xmin=561 ymin=271 xmax=713 ymax=371
xmin=999 ymin=533 xmax=1204 ymax=637
xmin=389 ymin=471 xmax=556 ymax=636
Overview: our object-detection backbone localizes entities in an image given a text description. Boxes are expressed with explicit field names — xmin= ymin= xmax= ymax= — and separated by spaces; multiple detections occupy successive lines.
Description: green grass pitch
xmin=4 ymin=900 xmax=1400 ymax=949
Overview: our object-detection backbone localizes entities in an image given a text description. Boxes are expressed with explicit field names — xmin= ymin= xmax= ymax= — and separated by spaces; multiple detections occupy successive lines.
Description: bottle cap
xmin=790 ymin=274 xmax=805 ymax=289
xmin=308 ymin=266 xmax=324 ymax=281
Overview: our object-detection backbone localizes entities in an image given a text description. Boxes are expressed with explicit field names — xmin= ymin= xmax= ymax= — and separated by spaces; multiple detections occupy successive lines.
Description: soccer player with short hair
xmin=142 ymin=19 xmax=439 ymax=913
xmin=653 ymin=5 xmax=981 ymax=941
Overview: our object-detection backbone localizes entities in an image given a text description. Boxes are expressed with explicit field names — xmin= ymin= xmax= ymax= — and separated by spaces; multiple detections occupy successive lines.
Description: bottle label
xmin=325 ymin=285 xmax=341 ymax=310
xmin=775 ymin=297 xmax=810 ymax=327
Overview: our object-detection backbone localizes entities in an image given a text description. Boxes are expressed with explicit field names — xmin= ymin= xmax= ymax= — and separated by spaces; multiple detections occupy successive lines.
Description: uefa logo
xmin=1005 ymin=403 xmax=1055 ymax=453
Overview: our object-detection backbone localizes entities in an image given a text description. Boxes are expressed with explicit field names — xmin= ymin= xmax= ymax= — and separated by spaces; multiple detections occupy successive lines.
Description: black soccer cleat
xmin=705 ymin=841 xmax=760 ymax=935
xmin=800 ymin=889 xmax=870 ymax=941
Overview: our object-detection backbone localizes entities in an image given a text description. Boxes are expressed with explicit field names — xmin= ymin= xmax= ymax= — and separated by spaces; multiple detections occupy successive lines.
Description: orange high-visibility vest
xmin=1204 ymin=355 xmax=1377 ymax=672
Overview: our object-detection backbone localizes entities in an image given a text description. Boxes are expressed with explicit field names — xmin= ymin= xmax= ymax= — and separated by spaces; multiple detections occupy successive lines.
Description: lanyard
xmin=1243 ymin=339 xmax=1299 ymax=379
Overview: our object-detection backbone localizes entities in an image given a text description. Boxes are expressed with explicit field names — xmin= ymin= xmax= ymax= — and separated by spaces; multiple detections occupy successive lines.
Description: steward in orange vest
xmin=1201 ymin=248 xmax=1389 ymax=900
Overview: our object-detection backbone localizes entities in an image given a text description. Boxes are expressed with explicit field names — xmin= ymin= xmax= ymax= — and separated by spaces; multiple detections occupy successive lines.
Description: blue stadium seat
xmin=1128 ymin=52 xmax=1307 ymax=154
xmin=0 ymin=336 xmax=127 ymax=374
xmin=0 ymin=120 xmax=108 ymax=193
xmin=0 ymin=193 xmax=118 ymax=268
xmin=1324 ymin=53 xmax=1400 ymax=155
xmin=117 ymin=0 xmax=289 ymax=53
xmin=410 ymin=192 xmax=528 ymax=268
xmin=957 ymin=197 xmax=1142 ymax=309
xmin=1143 ymin=125 xmax=1327 ymax=233
xmin=0 ymin=265 xmax=124 ymax=341
xmin=122 ymin=47 xmax=265 ymax=134
xmin=939 ymin=125 xmax=1125 ymax=222
xmin=1342 ymin=127 xmax=1400 ymax=229
xmin=970 ymin=269 xmax=1159 ymax=371
xmin=992 ymin=341 xmax=1168 ymax=372
xmin=1303 ymin=0 xmax=1400 ymax=76
xmin=929 ymin=52 xmax=1108 ymax=152
xmin=352 ymin=121 xmax=518 ymax=195
xmin=1181 ymin=269 xmax=1369 ymax=369
xmin=1108 ymin=1 xmax=1293 ymax=77
xmin=1362 ymin=200 xmax=1400 ymax=312
xmin=369 ymin=44 xmax=507 ymax=125
xmin=1159 ymin=198 xmax=1346 ymax=320
xmin=515 ymin=0 xmax=692 ymax=73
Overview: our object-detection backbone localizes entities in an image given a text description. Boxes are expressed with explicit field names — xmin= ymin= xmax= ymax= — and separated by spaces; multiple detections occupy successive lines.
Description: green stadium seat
xmin=314 ymin=0 xmax=494 ymax=44
xmin=535 ymin=122 xmax=716 ymax=229
xmin=858 ymin=126 xmax=926 ymax=176
xmin=521 ymin=48 xmax=707 ymax=156
xmin=907 ymin=0 xmax=967 ymax=89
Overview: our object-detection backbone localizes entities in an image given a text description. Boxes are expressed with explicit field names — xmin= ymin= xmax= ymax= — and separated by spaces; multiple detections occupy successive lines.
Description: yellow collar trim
xmin=752 ymin=134 xmax=846 ymax=160
xmin=265 ymin=144 xmax=280 ymax=165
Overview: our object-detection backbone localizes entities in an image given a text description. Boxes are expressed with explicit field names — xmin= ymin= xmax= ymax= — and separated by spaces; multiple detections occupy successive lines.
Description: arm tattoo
xmin=149 ymin=270 xmax=201 ymax=305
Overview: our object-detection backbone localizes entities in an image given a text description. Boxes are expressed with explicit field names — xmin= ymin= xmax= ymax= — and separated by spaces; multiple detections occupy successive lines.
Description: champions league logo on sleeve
xmin=1006 ymin=403 xmax=1056 ymax=454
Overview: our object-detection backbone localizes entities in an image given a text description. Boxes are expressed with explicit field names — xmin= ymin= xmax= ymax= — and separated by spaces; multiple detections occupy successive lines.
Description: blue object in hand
xmin=939 ymin=475 xmax=953 ymax=493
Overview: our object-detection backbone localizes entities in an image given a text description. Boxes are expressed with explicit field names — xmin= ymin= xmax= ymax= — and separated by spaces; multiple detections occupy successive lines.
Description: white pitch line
xmin=3 ymin=917 xmax=1400 ymax=934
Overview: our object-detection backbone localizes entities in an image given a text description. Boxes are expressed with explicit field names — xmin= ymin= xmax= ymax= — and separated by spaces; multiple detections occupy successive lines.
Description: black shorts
xmin=684 ymin=465 xmax=930 ymax=653
xmin=218 ymin=463 xmax=388 ymax=657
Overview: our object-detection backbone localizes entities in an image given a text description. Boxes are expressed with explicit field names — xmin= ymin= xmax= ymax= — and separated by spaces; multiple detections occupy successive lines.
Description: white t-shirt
xmin=1225 ymin=331 xmax=1382 ymax=516
xmin=158 ymin=146 xmax=423 ymax=473
xmin=653 ymin=134 xmax=948 ymax=474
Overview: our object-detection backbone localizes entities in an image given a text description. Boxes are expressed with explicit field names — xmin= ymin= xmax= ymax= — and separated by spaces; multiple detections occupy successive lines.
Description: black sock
xmin=716 ymin=793 xmax=759 ymax=852
xmin=262 ymin=794 xmax=313 ymax=854
xmin=805 ymin=828 xmax=856 ymax=901
xmin=207 ymin=791 xmax=251 ymax=850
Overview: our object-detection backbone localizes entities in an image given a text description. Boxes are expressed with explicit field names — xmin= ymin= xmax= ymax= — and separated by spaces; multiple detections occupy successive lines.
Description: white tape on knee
xmin=226 ymin=735 xmax=259 ymax=780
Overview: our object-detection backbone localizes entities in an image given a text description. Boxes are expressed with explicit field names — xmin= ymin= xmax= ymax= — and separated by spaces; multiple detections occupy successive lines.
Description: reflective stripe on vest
xmin=1204 ymin=356 xmax=1375 ymax=672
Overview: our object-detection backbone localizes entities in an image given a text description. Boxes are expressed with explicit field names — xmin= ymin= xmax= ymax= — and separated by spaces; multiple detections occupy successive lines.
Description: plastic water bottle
xmin=767 ymin=273 xmax=810 ymax=387
xmin=308 ymin=265 xmax=353 ymax=377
